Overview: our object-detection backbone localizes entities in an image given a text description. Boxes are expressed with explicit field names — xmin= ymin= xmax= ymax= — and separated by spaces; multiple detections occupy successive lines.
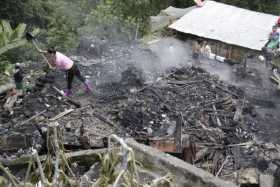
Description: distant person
xmin=267 ymin=25 xmax=279 ymax=49
xmin=192 ymin=40 xmax=202 ymax=64
xmin=194 ymin=0 xmax=204 ymax=7
xmin=201 ymin=41 xmax=212 ymax=58
xmin=35 ymin=47 xmax=92 ymax=96
xmin=276 ymin=17 xmax=280 ymax=27
xmin=13 ymin=63 xmax=24 ymax=96
xmin=200 ymin=41 xmax=227 ymax=63
xmin=262 ymin=25 xmax=279 ymax=63
xmin=3 ymin=63 xmax=24 ymax=115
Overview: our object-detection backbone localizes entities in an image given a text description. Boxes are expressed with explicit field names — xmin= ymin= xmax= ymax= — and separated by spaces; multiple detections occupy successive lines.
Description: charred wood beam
xmin=91 ymin=111 xmax=119 ymax=129
xmin=52 ymin=86 xmax=81 ymax=108
xmin=17 ymin=109 xmax=47 ymax=126
xmin=49 ymin=109 xmax=74 ymax=122
xmin=175 ymin=113 xmax=183 ymax=153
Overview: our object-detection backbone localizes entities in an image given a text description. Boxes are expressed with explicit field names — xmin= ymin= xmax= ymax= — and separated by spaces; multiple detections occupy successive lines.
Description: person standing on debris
xmin=35 ymin=47 xmax=92 ymax=96
xmin=201 ymin=41 xmax=212 ymax=58
xmin=267 ymin=25 xmax=279 ymax=50
xmin=192 ymin=40 xmax=202 ymax=64
xmin=261 ymin=25 xmax=279 ymax=66
xmin=276 ymin=17 xmax=280 ymax=27
xmin=13 ymin=63 xmax=24 ymax=96
xmin=3 ymin=63 xmax=24 ymax=115
xmin=194 ymin=0 xmax=204 ymax=7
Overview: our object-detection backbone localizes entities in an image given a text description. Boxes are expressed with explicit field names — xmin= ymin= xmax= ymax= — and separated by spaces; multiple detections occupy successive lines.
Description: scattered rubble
xmin=1 ymin=40 xmax=280 ymax=186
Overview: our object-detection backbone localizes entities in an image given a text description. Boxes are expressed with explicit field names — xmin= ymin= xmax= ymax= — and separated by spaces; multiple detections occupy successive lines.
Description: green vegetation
xmin=0 ymin=0 xmax=280 ymax=74
xmin=215 ymin=0 xmax=280 ymax=15
xmin=0 ymin=20 xmax=38 ymax=74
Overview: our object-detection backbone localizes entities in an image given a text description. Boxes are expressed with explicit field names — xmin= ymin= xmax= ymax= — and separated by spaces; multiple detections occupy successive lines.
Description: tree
xmin=215 ymin=0 xmax=280 ymax=14
xmin=0 ymin=0 xmax=53 ymax=28
xmin=0 ymin=20 xmax=39 ymax=73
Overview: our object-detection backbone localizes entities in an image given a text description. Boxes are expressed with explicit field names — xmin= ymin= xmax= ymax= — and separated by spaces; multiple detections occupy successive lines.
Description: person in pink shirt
xmin=37 ymin=47 xmax=91 ymax=96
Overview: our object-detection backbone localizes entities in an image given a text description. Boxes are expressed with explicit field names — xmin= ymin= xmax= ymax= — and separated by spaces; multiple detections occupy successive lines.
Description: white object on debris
xmin=258 ymin=55 xmax=265 ymax=62
xmin=144 ymin=127 xmax=153 ymax=135
xmin=161 ymin=114 xmax=167 ymax=118
xmin=130 ymin=88 xmax=137 ymax=93
xmin=237 ymin=168 xmax=258 ymax=185
xmin=35 ymin=181 xmax=43 ymax=187
xmin=167 ymin=123 xmax=176 ymax=136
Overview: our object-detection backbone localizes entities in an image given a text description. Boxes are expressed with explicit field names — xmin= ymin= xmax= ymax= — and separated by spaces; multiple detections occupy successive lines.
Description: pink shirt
xmin=55 ymin=52 xmax=74 ymax=70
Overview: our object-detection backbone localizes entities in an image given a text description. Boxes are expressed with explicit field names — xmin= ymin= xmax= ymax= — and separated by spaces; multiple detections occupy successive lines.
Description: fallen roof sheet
xmin=169 ymin=0 xmax=279 ymax=51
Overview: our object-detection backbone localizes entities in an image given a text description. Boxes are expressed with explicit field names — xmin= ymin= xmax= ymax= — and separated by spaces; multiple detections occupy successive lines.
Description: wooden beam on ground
xmin=0 ymin=148 xmax=107 ymax=166
xmin=52 ymin=86 xmax=81 ymax=108
xmin=49 ymin=109 xmax=74 ymax=121
xmin=18 ymin=110 xmax=47 ymax=126
xmin=92 ymin=111 xmax=119 ymax=129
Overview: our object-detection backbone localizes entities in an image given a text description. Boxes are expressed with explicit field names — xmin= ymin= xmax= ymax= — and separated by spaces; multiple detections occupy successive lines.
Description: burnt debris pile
xmin=112 ymin=66 xmax=257 ymax=141
xmin=1 ymin=56 xmax=280 ymax=185
xmin=99 ymin=66 xmax=280 ymax=180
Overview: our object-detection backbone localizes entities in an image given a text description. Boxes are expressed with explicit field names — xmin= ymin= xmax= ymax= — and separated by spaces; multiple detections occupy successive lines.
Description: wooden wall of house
xmin=176 ymin=32 xmax=253 ymax=63
xmin=207 ymin=40 xmax=248 ymax=62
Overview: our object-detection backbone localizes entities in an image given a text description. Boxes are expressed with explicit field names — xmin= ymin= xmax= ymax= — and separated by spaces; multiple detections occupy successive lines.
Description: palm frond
xmin=1 ymin=20 xmax=12 ymax=37
xmin=11 ymin=23 xmax=27 ymax=41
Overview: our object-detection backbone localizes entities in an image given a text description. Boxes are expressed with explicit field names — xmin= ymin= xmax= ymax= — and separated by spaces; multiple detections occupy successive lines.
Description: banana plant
xmin=0 ymin=20 xmax=40 ymax=55
xmin=0 ymin=20 xmax=26 ymax=55
xmin=0 ymin=20 xmax=39 ymax=74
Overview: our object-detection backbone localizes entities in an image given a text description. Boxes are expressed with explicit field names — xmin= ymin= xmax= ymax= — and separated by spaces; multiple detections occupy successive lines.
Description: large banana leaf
xmin=0 ymin=20 xmax=12 ymax=37
xmin=0 ymin=40 xmax=27 ymax=55
xmin=10 ymin=23 xmax=26 ymax=41
xmin=0 ymin=20 xmax=39 ymax=56
xmin=0 ymin=32 xmax=9 ymax=46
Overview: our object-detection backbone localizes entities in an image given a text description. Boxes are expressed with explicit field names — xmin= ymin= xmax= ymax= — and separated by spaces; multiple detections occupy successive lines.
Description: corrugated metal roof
xmin=169 ymin=0 xmax=279 ymax=51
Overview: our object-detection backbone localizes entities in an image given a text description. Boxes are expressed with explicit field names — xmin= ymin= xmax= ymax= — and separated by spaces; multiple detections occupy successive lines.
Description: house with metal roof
xmin=168 ymin=0 xmax=279 ymax=62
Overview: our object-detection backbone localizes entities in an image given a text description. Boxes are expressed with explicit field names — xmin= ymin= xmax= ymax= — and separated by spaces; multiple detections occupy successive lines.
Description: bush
xmin=79 ymin=2 xmax=137 ymax=41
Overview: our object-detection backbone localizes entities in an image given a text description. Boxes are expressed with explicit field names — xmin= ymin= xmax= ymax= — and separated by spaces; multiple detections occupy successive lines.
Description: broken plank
xmin=167 ymin=80 xmax=204 ymax=85
xmin=92 ymin=111 xmax=119 ymax=129
xmin=49 ymin=109 xmax=74 ymax=121
xmin=18 ymin=110 xmax=47 ymax=126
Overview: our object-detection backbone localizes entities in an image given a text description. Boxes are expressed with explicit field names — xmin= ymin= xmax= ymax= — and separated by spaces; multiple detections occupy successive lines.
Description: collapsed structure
xmin=1 ymin=1 xmax=280 ymax=186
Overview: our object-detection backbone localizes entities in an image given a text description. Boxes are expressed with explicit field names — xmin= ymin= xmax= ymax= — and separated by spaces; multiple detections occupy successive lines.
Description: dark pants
xmin=66 ymin=64 xmax=85 ymax=90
